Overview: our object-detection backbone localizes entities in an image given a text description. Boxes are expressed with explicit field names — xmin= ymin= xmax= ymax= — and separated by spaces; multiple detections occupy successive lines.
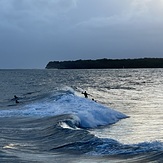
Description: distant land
xmin=45 ymin=58 xmax=163 ymax=69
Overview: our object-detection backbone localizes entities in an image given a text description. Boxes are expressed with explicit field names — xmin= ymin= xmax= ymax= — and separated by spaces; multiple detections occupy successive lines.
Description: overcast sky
xmin=0 ymin=0 xmax=163 ymax=68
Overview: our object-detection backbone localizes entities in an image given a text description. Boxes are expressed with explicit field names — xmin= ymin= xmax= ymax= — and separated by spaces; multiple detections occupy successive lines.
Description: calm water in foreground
xmin=0 ymin=69 xmax=162 ymax=162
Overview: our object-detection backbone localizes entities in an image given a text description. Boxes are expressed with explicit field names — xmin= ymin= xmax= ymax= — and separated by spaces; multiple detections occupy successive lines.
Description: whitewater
xmin=0 ymin=69 xmax=162 ymax=162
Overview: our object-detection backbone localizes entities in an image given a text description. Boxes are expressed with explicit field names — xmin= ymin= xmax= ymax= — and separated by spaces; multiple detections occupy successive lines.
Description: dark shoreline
xmin=46 ymin=58 xmax=163 ymax=69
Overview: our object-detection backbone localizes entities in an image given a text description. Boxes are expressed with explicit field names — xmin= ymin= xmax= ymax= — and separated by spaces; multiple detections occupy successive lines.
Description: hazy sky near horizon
xmin=0 ymin=0 xmax=163 ymax=68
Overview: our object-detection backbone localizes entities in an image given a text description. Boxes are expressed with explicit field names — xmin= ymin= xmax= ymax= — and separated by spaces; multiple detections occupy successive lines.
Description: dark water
xmin=0 ymin=69 xmax=163 ymax=162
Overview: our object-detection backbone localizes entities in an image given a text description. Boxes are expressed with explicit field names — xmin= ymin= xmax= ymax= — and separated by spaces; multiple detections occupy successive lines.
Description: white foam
xmin=59 ymin=94 xmax=128 ymax=128
xmin=0 ymin=94 xmax=128 ymax=128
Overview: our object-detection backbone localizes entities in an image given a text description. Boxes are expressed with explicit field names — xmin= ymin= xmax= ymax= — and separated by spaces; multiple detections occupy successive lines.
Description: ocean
xmin=0 ymin=69 xmax=162 ymax=163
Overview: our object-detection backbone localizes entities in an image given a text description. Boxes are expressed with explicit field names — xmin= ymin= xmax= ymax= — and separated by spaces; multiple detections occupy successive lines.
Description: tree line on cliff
xmin=45 ymin=58 xmax=163 ymax=69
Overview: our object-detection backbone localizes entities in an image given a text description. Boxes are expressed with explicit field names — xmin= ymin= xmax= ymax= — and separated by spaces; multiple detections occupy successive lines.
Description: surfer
xmin=14 ymin=95 xmax=18 ymax=99
xmin=82 ymin=91 xmax=90 ymax=98
xmin=14 ymin=95 xmax=19 ymax=104
xmin=15 ymin=100 xmax=19 ymax=104
xmin=92 ymin=98 xmax=97 ymax=102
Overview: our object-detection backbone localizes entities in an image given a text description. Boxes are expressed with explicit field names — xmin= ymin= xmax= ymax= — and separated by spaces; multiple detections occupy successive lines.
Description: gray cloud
xmin=75 ymin=0 xmax=163 ymax=28
xmin=0 ymin=0 xmax=78 ymax=33
xmin=0 ymin=0 xmax=163 ymax=68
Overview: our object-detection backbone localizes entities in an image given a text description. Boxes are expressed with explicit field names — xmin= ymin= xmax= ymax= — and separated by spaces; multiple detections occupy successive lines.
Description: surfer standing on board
xmin=82 ymin=91 xmax=90 ymax=98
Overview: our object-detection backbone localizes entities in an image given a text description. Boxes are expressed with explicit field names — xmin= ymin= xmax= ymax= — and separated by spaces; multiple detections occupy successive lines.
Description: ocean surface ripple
xmin=0 ymin=69 xmax=162 ymax=163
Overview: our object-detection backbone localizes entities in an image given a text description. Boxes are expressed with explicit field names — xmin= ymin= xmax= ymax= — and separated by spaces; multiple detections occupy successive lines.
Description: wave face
xmin=0 ymin=69 xmax=163 ymax=163
xmin=0 ymin=91 xmax=128 ymax=128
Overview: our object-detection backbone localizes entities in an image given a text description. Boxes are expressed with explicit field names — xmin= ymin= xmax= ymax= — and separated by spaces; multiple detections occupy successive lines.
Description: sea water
xmin=0 ymin=69 xmax=162 ymax=162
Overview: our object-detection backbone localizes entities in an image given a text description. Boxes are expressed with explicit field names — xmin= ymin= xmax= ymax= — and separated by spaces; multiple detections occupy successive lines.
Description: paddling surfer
xmin=14 ymin=95 xmax=19 ymax=104
xmin=14 ymin=95 xmax=18 ymax=99
xmin=15 ymin=100 xmax=19 ymax=103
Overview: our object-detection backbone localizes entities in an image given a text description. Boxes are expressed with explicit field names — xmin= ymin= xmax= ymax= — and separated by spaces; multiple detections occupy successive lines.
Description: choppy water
xmin=0 ymin=69 xmax=163 ymax=163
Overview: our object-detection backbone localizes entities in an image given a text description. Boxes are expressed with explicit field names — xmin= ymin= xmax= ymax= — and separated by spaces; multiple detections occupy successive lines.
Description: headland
xmin=46 ymin=58 xmax=163 ymax=69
